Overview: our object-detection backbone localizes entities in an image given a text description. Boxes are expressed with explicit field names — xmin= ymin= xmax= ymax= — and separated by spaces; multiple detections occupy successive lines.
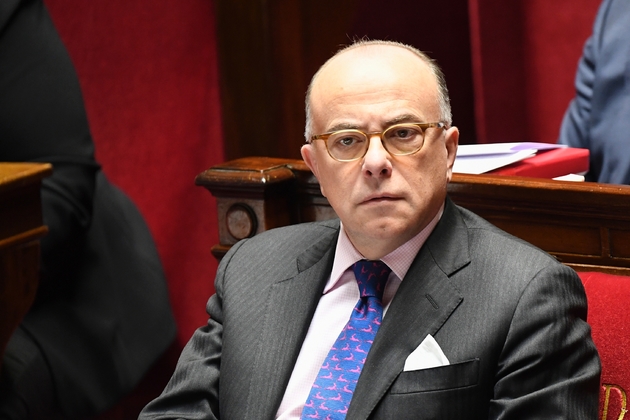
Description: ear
xmin=444 ymin=126 xmax=459 ymax=182
xmin=301 ymin=144 xmax=327 ymax=197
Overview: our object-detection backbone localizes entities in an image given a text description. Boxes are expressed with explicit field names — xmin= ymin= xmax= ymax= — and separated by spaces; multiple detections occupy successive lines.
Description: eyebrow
xmin=326 ymin=122 xmax=360 ymax=132
xmin=385 ymin=114 xmax=420 ymax=125
xmin=325 ymin=114 xmax=422 ymax=133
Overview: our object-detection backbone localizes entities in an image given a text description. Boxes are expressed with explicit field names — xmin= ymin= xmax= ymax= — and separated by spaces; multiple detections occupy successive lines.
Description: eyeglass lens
xmin=326 ymin=123 xmax=426 ymax=161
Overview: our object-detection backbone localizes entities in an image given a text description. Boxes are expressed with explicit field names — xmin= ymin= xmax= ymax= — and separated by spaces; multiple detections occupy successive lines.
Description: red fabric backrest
xmin=579 ymin=271 xmax=630 ymax=418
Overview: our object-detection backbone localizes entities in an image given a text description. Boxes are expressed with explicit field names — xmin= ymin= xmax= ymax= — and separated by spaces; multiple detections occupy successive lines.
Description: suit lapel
xmin=347 ymin=199 xmax=471 ymax=419
xmin=244 ymin=223 xmax=338 ymax=419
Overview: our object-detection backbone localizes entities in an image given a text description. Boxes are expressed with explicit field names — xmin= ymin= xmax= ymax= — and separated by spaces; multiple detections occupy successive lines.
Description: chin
xmin=368 ymin=221 xmax=415 ymax=239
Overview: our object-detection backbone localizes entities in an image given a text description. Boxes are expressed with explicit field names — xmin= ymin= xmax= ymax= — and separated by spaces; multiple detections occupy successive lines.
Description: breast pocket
xmin=390 ymin=358 xmax=479 ymax=394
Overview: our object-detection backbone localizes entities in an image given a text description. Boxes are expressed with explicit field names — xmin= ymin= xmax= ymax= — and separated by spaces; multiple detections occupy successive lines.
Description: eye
xmin=330 ymin=132 xmax=365 ymax=148
xmin=339 ymin=136 xmax=357 ymax=146
xmin=388 ymin=126 xmax=421 ymax=140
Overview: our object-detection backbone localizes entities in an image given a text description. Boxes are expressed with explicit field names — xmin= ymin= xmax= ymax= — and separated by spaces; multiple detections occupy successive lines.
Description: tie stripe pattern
xmin=300 ymin=260 xmax=391 ymax=419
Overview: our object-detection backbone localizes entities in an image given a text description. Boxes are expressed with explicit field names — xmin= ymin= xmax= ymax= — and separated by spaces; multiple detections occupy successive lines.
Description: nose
xmin=362 ymin=136 xmax=392 ymax=178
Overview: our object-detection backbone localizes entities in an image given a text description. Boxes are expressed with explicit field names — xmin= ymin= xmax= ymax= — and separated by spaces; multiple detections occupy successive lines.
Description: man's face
xmin=301 ymin=46 xmax=459 ymax=260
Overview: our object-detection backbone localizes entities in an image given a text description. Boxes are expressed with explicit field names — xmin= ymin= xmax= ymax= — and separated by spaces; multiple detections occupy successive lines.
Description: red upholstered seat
xmin=579 ymin=272 xmax=630 ymax=419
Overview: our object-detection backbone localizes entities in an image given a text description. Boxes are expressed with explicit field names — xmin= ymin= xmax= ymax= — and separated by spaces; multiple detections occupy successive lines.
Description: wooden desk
xmin=196 ymin=156 xmax=630 ymax=275
xmin=0 ymin=162 xmax=51 ymax=366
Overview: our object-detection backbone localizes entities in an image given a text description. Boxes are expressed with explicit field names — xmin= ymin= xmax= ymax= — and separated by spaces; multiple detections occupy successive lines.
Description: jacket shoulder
xmin=218 ymin=218 xmax=339 ymax=277
xmin=456 ymin=205 xmax=559 ymax=264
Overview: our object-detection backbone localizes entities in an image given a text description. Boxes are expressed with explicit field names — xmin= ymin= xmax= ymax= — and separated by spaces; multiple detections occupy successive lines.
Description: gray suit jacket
xmin=141 ymin=198 xmax=600 ymax=419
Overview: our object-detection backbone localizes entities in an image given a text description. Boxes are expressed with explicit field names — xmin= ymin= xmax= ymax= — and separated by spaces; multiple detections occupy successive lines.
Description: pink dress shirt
xmin=276 ymin=206 xmax=443 ymax=419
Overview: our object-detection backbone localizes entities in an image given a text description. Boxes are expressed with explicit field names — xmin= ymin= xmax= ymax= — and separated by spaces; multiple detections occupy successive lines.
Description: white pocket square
xmin=403 ymin=334 xmax=450 ymax=371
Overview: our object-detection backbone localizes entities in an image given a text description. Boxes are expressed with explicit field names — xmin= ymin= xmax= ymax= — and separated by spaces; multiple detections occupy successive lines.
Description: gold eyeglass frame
xmin=307 ymin=122 xmax=446 ymax=162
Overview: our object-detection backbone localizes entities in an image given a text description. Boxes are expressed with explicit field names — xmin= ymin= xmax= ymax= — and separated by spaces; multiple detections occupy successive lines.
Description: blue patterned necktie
xmin=300 ymin=260 xmax=392 ymax=420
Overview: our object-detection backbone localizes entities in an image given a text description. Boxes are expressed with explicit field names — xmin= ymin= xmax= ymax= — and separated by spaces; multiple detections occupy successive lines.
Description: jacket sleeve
xmin=138 ymin=240 xmax=250 ymax=420
xmin=557 ymin=0 xmax=610 ymax=151
xmin=489 ymin=264 xmax=601 ymax=419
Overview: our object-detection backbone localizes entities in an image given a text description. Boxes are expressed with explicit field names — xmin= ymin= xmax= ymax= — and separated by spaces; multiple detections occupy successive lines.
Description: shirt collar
xmin=325 ymin=203 xmax=445 ymax=293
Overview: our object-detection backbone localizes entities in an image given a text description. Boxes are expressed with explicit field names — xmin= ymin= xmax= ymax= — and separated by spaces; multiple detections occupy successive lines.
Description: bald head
xmin=299 ymin=40 xmax=459 ymax=259
xmin=304 ymin=40 xmax=452 ymax=141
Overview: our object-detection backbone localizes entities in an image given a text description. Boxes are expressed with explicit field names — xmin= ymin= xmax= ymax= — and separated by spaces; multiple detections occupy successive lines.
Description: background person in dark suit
xmin=140 ymin=40 xmax=600 ymax=419
xmin=558 ymin=0 xmax=630 ymax=184
xmin=0 ymin=0 xmax=176 ymax=418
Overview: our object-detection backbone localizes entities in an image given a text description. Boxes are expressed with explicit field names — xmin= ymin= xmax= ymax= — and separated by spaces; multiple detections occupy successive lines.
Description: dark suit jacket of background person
xmin=0 ymin=0 xmax=176 ymax=416
xmin=558 ymin=0 xmax=630 ymax=184
xmin=140 ymin=198 xmax=600 ymax=419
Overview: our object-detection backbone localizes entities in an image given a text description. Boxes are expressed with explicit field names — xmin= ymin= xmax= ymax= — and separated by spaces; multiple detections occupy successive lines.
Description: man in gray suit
xmin=140 ymin=40 xmax=600 ymax=419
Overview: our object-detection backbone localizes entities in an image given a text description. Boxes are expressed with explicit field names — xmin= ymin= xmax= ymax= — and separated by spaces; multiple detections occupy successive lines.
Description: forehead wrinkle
xmin=313 ymin=91 xmax=431 ymax=127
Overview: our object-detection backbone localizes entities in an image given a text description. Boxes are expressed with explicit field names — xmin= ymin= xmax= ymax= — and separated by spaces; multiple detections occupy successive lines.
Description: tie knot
xmin=352 ymin=260 xmax=391 ymax=301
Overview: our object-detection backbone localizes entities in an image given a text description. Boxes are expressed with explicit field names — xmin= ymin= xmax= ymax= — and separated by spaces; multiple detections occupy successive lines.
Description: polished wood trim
xmin=197 ymin=157 xmax=630 ymax=276
xmin=0 ymin=226 xmax=49 ymax=251
xmin=0 ymin=162 xmax=51 ymax=366
xmin=0 ymin=162 xmax=53 ymax=191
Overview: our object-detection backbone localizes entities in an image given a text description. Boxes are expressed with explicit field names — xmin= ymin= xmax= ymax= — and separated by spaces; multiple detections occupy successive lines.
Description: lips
xmin=361 ymin=194 xmax=400 ymax=204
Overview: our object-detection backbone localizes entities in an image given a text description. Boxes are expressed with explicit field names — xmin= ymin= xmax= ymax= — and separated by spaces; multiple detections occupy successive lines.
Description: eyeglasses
xmin=307 ymin=122 xmax=446 ymax=162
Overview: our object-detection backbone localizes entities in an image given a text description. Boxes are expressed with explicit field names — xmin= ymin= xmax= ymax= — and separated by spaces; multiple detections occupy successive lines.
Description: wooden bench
xmin=197 ymin=156 xmax=630 ymax=418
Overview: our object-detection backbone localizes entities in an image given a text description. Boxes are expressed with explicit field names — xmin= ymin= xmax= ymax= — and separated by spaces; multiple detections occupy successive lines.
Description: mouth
xmin=361 ymin=194 xmax=400 ymax=204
